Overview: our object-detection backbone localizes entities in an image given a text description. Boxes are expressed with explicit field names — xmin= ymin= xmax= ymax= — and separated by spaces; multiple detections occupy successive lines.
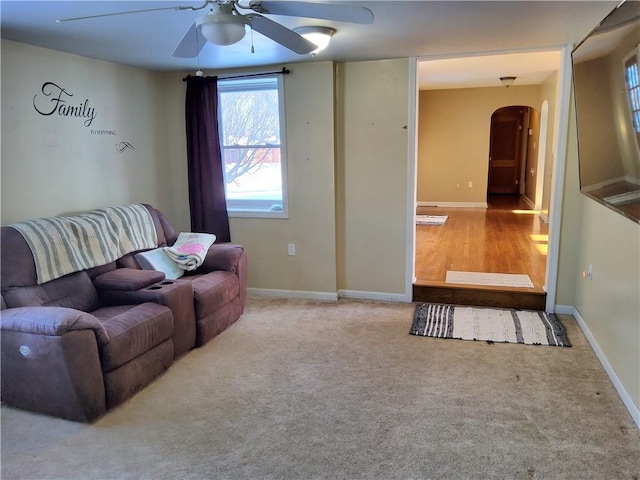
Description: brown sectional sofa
xmin=0 ymin=204 xmax=247 ymax=422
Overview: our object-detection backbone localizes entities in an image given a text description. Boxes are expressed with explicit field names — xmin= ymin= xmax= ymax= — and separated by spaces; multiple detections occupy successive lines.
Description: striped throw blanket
xmin=11 ymin=204 xmax=158 ymax=284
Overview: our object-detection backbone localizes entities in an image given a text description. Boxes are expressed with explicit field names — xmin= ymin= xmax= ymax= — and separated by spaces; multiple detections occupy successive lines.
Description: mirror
xmin=572 ymin=0 xmax=640 ymax=223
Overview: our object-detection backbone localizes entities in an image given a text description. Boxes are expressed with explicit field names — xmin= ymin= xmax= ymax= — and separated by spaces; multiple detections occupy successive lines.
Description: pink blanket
xmin=164 ymin=232 xmax=216 ymax=271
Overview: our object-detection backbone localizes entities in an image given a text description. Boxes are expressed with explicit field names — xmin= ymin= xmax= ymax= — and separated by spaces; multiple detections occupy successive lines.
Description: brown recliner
xmin=114 ymin=204 xmax=248 ymax=348
xmin=0 ymin=226 xmax=175 ymax=421
xmin=0 ymin=204 xmax=247 ymax=422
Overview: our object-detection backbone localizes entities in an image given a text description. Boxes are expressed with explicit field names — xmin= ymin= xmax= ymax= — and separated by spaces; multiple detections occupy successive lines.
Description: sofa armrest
xmin=1 ymin=307 xmax=108 ymax=422
xmin=1 ymin=306 xmax=109 ymax=346
xmin=195 ymin=244 xmax=245 ymax=274
xmin=97 ymin=280 xmax=196 ymax=358
xmin=193 ymin=244 xmax=247 ymax=315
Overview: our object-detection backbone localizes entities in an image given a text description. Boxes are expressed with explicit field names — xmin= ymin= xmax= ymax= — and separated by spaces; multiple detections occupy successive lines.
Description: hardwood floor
xmin=414 ymin=195 xmax=548 ymax=296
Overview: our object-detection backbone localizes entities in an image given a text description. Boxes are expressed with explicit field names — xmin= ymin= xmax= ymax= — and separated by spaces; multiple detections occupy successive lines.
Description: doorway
xmin=409 ymin=48 xmax=572 ymax=311
xmin=488 ymin=106 xmax=528 ymax=195
xmin=487 ymin=104 xmax=543 ymax=206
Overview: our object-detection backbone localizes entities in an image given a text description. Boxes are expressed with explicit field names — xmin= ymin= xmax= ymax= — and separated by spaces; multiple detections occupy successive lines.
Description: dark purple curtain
xmin=185 ymin=76 xmax=231 ymax=242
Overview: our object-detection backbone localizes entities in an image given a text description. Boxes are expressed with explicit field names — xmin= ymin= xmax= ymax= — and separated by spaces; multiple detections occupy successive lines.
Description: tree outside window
xmin=218 ymin=76 xmax=287 ymax=217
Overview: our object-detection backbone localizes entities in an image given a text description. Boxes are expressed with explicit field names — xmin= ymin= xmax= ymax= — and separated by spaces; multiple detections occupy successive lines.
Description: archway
xmin=487 ymin=105 xmax=542 ymax=207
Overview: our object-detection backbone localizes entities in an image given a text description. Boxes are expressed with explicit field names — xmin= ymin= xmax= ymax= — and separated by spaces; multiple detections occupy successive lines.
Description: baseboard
xmin=563 ymin=305 xmax=640 ymax=430
xmin=248 ymin=288 xmax=338 ymax=301
xmin=521 ymin=195 xmax=535 ymax=210
xmin=417 ymin=201 xmax=488 ymax=208
xmin=247 ymin=288 xmax=410 ymax=303
xmin=338 ymin=289 xmax=410 ymax=302
xmin=553 ymin=304 xmax=574 ymax=315
xmin=539 ymin=212 xmax=549 ymax=224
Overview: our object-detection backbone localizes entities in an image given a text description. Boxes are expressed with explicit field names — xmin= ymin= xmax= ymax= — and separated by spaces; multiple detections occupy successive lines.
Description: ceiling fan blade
xmin=248 ymin=1 xmax=374 ymax=24
xmin=173 ymin=22 xmax=207 ymax=58
xmin=56 ymin=5 xmax=200 ymax=23
xmin=247 ymin=14 xmax=316 ymax=54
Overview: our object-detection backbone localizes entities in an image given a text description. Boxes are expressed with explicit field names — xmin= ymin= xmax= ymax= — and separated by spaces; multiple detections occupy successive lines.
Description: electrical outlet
xmin=287 ymin=243 xmax=296 ymax=256
xmin=456 ymin=183 xmax=460 ymax=188
xmin=468 ymin=181 xmax=473 ymax=188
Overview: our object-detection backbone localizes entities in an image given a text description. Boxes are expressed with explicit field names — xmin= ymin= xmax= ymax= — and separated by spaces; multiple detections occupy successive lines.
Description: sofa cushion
xmin=116 ymin=252 xmax=139 ymax=270
xmin=188 ymin=271 xmax=239 ymax=318
xmin=94 ymin=268 xmax=165 ymax=291
xmin=143 ymin=204 xmax=168 ymax=248
xmin=2 ymin=271 xmax=100 ymax=312
xmin=92 ymin=303 xmax=173 ymax=372
xmin=103 ymin=339 xmax=173 ymax=409
xmin=1 ymin=226 xmax=38 ymax=288
xmin=147 ymin=206 xmax=178 ymax=246
xmin=86 ymin=262 xmax=117 ymax=280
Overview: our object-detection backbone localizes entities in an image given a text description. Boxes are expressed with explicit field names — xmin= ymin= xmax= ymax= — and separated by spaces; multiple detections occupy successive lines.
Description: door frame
xmin=405 ymin=45 xmax=573 ymax=313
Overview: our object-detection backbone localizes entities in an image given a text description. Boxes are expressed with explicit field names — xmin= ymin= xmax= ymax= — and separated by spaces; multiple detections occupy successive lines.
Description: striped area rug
xmin=410 ymin=303 xmax=570 ymax=347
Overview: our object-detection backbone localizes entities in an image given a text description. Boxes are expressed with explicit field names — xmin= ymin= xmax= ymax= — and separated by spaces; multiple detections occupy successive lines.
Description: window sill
xmin=228 ymin=210 xmax=288 ymax=219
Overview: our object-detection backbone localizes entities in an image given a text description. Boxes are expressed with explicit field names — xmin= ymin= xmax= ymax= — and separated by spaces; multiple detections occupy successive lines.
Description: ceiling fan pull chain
xmin=250 ymin=23 xmax=255 ymax=53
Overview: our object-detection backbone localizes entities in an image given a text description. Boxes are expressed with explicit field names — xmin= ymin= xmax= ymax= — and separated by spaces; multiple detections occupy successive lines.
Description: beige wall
xmin=555 ymin=94 xmax=584 ymax=307
xmin=136 ymin=58 xmax=412 ymax=299
xmin=574 ymin=197 xmax=640 ymax=410
xmin=163 ymin=60 xmax=412 ymax=298
xmin=0 ymin=40 xmax=173 ymax=224
xmin=157 ymin=72 xmax=190 ymax=229
xmin=558 ymin=99 xmax=640 ymax=411
xmin=539 ymin=72 xmax=558 ymax=219
xmin=336 ymin=59 xmax=409 ymax=297
xmin=1 ymin=41 xmax=410 ymax=299
xmin=228 ymin=62 xmax=338 ymax=296
xmin=2 ymin=38 xmax=636 ymax=412
xmin=563 ymin=28 xmax=640 ymax=413
xmin=417 ymin=85 xmax=543 ymax=205
xmin=159 ymin=63 xmax=339 ymax=296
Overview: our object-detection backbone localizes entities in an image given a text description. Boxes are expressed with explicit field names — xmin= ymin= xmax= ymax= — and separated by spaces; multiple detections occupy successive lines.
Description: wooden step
xmin=413 ymin=281 xmax=546 ymax=311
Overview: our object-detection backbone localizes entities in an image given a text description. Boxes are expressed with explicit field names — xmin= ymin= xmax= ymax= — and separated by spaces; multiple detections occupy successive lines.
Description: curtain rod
xmin=183 ymin=66 xmax=290 ymax=81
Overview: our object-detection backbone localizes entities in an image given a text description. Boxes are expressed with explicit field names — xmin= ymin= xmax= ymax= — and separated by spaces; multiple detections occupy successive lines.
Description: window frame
xmin=623 ymin=44 xmax=640 ymax=147
xmin=217 ymin=74 xmax=289 ymax=219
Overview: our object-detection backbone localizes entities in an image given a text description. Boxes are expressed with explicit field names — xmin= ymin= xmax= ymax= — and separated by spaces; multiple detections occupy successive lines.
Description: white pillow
xmin=135 ymin=248 xmax=184 ymax=279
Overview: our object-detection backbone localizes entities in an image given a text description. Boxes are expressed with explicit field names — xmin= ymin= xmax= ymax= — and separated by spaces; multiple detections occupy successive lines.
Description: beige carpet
xmin=2 ymin=297 xmax=639 ymax=479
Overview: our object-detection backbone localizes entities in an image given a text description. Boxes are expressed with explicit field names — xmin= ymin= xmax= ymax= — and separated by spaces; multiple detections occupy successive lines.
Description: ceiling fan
xmin=57 ymin=1 xmax=374 ymax=58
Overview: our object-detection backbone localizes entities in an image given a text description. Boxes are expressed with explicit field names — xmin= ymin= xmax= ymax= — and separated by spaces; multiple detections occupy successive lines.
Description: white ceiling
xmin=0 ymin=1 xmax=620 ymax=87
xmin=418 ymin=50 xmax=563 ymax=90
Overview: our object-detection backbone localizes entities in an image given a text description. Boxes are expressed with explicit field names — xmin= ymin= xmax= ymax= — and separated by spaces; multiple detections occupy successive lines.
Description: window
xmin=218 ymin=75 xmax=287 ymax=217
xmin=624 ymin=47 xmax=640 ymax=144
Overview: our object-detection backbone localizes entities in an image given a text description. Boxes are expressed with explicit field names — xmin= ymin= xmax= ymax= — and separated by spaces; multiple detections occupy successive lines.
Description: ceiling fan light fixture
xmin=196 ymin=12 xmax=249 ymax=46
xmin=294 ymin=26 xmax=336 ymax=53
xmin=500 ymin=76 xmax=517 ymax=88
